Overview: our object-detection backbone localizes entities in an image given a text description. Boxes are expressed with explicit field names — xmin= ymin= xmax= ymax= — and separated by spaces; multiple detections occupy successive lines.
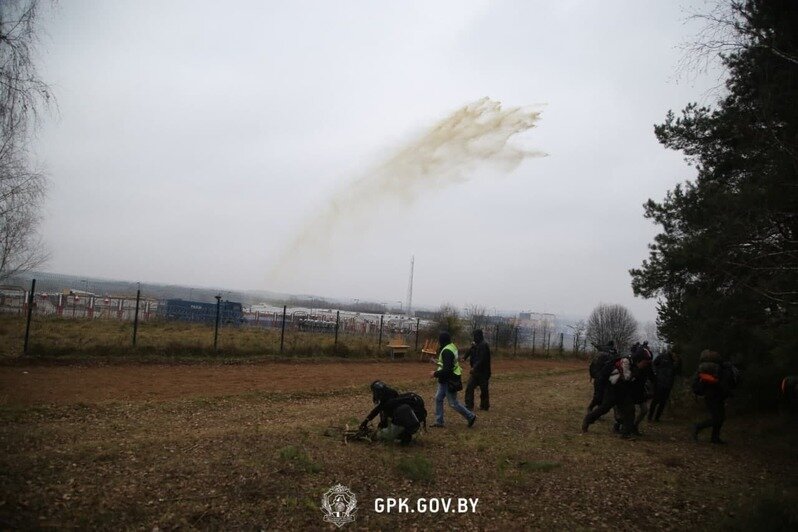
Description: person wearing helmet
xmin=430 ymin=331 xmax=476 ymax=428
xmin=359 ymin=381 xmax=421 ymax=445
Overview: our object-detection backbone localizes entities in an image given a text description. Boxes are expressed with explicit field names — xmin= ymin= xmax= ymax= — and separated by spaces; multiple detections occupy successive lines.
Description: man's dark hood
xmin=438 ymin=331 xmax=452 ymax=348
xmin=473 ymin=329 xmax=484 ymax=344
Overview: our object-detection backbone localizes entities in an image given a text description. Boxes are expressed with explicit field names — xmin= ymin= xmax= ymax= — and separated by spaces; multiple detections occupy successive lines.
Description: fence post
xmin=280 ymin=305 xmax=287 ymax=352
xmin=415 ymin=318 xmax=420 ymax=351
xmin=213 ymin=295 xmax=222 ymax=351
xmin=378 ymin=314 xmax=383 ymax=348
xmin=532 ymin=330 xmax=536 ymax=356
xmin=334 ymin=310 xmax=340 ymax=353
xmin=132 ymin=283 xmax=141 ymax=347
xmin=23 ymin=278 xmax=35 ymax=355
xmin=494 ymin=323 xmax=499 ymax=353
xmin=559 ymin=332 xmax=564 ymax=356
xmin=513 ymin=327 xmax=518 ymax=356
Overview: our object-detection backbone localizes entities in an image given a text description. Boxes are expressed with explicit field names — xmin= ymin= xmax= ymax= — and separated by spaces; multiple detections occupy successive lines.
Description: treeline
xmin=631 ymin=0 xmax=798 ymax=408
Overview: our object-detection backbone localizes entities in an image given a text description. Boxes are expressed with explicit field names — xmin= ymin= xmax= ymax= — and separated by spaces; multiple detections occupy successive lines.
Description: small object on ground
xmin=342 ymin=423 xmax=376 ymax=444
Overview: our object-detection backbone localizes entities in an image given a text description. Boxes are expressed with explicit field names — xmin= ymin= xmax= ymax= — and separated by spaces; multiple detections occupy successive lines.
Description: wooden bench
xmin=387 ymin=336 xmax=410 ymax=359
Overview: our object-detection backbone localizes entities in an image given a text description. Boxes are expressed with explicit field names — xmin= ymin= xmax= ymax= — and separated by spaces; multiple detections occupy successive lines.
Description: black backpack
xmin=397 ymin=392 xmax=428 ymax=429
xmin=589 ymin=352 xmax=612 ymax=379
xmin=691 ymin=374 xmax=707 ymax=396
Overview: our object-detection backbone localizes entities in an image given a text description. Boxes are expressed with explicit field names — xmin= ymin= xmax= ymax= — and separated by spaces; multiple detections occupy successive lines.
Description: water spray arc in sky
xmin=273 ymin=97 xmax=545 ymax=275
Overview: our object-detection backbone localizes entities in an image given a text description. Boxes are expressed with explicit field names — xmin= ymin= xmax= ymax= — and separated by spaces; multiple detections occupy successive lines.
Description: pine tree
xmin=630 ymin=0 xmax=798 ymax=405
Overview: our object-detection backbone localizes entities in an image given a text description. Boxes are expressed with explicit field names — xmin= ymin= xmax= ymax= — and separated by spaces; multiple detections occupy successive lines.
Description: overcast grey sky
xmin=34 ymin=0 xmax=721 ymax=320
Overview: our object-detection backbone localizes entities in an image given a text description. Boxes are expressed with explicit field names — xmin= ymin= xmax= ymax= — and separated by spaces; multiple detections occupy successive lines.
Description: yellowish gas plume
xmin=274 ymin=97 xmax=544 ymax=274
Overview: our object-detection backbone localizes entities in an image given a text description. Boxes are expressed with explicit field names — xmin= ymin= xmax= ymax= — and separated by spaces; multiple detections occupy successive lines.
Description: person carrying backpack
xmin=587 ymin=341 xmax=616 ymax=412
xmin=782 ymin=376 xmax=798 ymax=417
xmin=648 ymin=350 xmax=680 ymax=421
xmin=581 ymin=351 xmax=635 ymax=439
xmin=620 ymin=346 xmax=655 ymax=435
xmin=691 ymin=350 xmax=739 ymax=444
xmin=360 ymin=381 xmax=425 ymax=445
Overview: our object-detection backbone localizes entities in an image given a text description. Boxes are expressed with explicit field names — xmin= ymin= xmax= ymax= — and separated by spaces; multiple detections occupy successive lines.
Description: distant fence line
xmin=0 ymin=288 xmax=421 ymax=335
xmin=0 ymin=280 xmax=587 ymax=357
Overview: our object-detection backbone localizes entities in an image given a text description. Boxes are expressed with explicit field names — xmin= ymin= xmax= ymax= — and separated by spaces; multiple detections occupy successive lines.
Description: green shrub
xmin=276 ymin=445 xmax=322 ymax=473
xmin=396 ymin=454 xmax=432 ymax=482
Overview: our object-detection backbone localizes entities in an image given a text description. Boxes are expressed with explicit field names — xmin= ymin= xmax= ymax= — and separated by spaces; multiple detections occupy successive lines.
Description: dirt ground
xmin=0 ymin=358 xmax=577 ymax=406
xmin=0 ymin=358 xmax=796 ymax=530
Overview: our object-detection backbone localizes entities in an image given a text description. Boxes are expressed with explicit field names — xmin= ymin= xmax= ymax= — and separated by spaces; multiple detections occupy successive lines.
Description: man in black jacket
xmin=464 ymin=329 xmax=491 ymax=411
xmin=648 ymin=351 xmax=680 ymax=421
xmin=360 ymin=381 xmax=421 ymax=445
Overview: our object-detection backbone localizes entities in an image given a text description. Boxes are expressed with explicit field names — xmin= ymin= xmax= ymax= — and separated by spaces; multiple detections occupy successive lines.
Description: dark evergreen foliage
xmin=630 ymin=0 xmax=798 ymax=407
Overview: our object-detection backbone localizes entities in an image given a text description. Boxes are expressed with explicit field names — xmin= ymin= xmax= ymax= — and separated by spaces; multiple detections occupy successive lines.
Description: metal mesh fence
xmin=0 ymin=276 xmax=586 ymax=359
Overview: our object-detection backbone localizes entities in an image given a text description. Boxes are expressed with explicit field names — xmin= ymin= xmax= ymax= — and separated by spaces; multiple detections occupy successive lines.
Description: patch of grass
xmin=661 ymin=456 xmax=684 ymax=468
xmin=723 ymin=491 xmax=798 ymax=531
xmin=396 ymin=454 xmax=433 ymax=482
xmin=276 ymin=445 xmax=322 ymax=473
xmin=518 ymin=460 xmax=561 ymax=472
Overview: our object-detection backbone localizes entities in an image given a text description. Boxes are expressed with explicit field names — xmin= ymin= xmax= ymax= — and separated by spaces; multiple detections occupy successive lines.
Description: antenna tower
xmin=406 ymin=255 xmax=414 ymax=317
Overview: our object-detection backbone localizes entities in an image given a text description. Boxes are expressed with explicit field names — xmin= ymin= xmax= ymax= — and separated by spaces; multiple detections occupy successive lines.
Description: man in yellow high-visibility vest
xmin=430 ymin=331 xmax=476 ymax=428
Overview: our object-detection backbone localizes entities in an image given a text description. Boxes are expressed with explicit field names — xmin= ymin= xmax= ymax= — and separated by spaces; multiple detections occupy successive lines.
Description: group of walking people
xmin=581 ymin=340 xmax=744 ymax=444
xmin=581 ymin=341 xmax=672 ymax=438
xmin=358 ymin=331 xmax=759 ymax=447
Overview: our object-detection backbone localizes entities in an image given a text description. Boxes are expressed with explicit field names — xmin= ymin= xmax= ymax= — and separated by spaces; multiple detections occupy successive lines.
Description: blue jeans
xmin=435 ymin=382 xmax=475 ymax=425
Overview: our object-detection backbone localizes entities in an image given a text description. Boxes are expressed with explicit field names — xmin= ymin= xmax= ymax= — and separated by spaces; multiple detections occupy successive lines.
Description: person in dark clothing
xmin=620 ymin=348 xmax=654 ymax=435
xmin=587 ymin=341 xmax=617 ymax=413
xmin=582 ymin=354 xmax=636 ymax=439
xmin=430 ymin=332 xmax=476 ymax=428
xmin=692 ymin=356 xmax=737 ymax=444
xmin=463 ymin=329 xmax=491 ymax=411
xmin=782 ymin=376 xmax=798 ymax=417
xmin=360 ymin=381 xmax=421 ymax=445
xmin=648 ymin=351 xmax=679 ymax=421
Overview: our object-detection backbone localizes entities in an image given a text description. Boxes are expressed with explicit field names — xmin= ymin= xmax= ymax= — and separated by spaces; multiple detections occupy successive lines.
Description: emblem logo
xmin=321 ymin=484 xmax=357 ymax=528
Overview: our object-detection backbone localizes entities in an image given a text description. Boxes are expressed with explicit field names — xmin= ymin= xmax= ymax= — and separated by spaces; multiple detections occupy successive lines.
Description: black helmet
xmin=370 ymin=380 xmax=397 ymax=403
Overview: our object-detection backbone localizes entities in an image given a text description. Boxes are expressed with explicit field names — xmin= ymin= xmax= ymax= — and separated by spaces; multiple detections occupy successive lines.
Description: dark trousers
xmin=695 ymin=395 xmax=726 ymax=441
xmin=587 ymin=379 xmax=603 ymax=412
xmin=584 ymin=385 xmax=634 ymax=435
xmin=392 ymin=404 xmax=420 ymax=444
xmin=648 ymin=386 xmax=672 ymax=421
xmin=465 ymin=372 xmax=490 ymax=410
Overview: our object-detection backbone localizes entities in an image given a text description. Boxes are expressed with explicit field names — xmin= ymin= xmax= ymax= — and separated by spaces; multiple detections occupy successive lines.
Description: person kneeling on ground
xmin=360 ymin=381 xmax=424 ymax=445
